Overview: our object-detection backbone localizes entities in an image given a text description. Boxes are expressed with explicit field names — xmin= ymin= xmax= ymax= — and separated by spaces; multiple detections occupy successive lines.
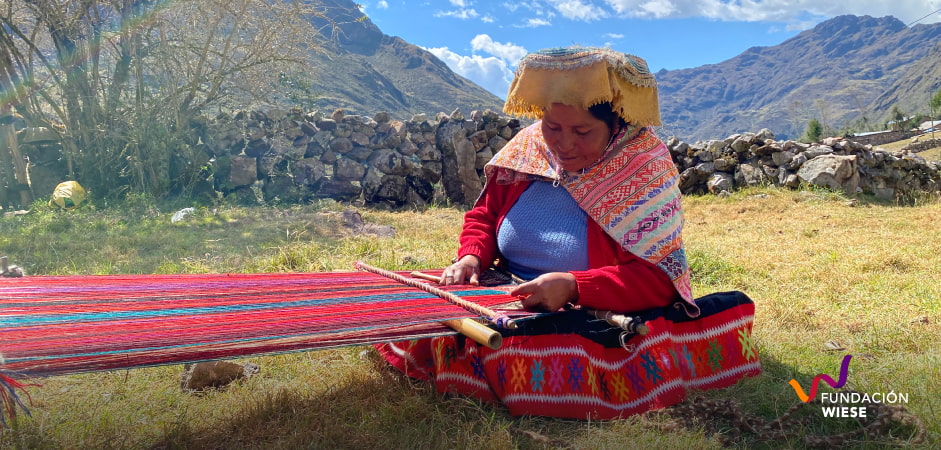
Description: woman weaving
xmin=376 ymin=47 xmax=760 ymax=419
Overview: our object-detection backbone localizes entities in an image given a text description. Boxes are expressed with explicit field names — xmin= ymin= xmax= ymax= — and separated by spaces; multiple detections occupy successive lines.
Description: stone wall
xmin=670 ymin=129 xmax=941 ymax=201
xmin=215 ymin=109 xmax=938 ymax=205
xmin=16 ymin=110 xmax=941 ymax=207
xmin=846 ymin=130 xmax=915 ymax=147
xmin=902 ymin=136 xmax=941 ymax=153
xmin=200 ymin=108 xmax=521 ymax=206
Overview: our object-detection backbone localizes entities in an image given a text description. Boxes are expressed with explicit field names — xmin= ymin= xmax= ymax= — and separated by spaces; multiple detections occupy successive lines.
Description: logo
xmin=788 ymin=354 xmax=852 ymax=402
xmin=787 ymin=354 xmax=910 ymax=418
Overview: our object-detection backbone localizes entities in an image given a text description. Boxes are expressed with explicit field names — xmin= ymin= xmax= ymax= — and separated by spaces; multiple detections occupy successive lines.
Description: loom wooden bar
xmin=408 ymin=271 xmax=502 ymax=349
xmin=443 ymin=318 xmax=502 ymax=349
xmin=356 ymin=262 xmax=517 ymax=329
xmin=409 ymin=271 xmax=442 ymax=283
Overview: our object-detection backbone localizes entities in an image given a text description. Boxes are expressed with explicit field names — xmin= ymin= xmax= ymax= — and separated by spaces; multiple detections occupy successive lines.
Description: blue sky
xmin=360 ymin=0 xmax=941 ymax=99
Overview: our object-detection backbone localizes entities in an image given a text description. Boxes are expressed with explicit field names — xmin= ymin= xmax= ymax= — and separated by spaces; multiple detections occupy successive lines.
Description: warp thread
xmin=0 ymin=367 xmax=37 ymax=428
xmin=355 ymin=261 xmax=518 ymax=329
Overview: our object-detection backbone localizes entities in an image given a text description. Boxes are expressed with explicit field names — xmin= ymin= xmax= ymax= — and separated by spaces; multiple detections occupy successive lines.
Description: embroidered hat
xmin=504 ymin=47 xmax=661 ymax=126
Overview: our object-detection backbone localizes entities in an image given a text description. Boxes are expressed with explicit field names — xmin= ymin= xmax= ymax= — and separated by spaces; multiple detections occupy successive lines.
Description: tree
xmin=887 ymin=105 xmax=907 ymax=131
xmin=0 ymin=0 xmax=330 ymax=204
xmin=804 ymin=118 xmax=823 ymax=143
xmin=931 ymin=88 xmax=941 ymax=117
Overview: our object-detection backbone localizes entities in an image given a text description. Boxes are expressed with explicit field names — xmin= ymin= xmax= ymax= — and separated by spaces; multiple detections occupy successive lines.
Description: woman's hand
xmin=439 ymin=255 xmax=481 ymax=286
xmin=510 ymin=272 xmax=578 ymax=312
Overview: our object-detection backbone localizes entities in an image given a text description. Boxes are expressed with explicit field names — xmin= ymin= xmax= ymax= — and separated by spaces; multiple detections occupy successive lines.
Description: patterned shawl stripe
xmin=582 ymin=162 xmax=680 ymax=242
xmin=639 ymin=221 xmax=685 ymax=263
xmin=570 ymin=160 xmax=671 ymax=220
xmin=619 ymin=196 xmax=682 ymax=249
xmin=565 ymin=131 xmax=666 ymax=206
xmin=592 ymin=169 xmax=680 ymax=237
xmin=487 ymin=126 xmax=557 ymax=183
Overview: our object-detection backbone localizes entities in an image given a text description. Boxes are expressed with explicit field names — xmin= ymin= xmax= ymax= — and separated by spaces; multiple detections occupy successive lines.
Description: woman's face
xmin=541 ymin=103 xmax=613 ymax=172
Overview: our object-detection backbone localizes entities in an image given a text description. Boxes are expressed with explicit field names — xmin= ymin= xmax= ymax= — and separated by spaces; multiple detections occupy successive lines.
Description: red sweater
xmin=458 ymin=180 xmax=679 ymax=313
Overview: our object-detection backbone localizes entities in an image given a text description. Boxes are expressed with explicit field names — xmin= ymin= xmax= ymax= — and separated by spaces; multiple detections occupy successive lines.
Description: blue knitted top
xmin=496 ymin=180 xmax=589 ymax=280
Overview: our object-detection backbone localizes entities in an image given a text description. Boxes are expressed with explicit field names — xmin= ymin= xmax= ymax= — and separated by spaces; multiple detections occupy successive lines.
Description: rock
xmin=317 ymin=179 xmax=362 ymax=200
xmin=292 ymin=158 xmax=326 ymax=186
xmin=17 ymin=127 xmax=59 ymax=144
xmin=707 ymin=172 xmax=734 ymax=194
xmin=374 ymin=111 xmax=391 ymax=123
xmin=331 ymin=108 xmax=345 ymax=122
xmin=373 ymin=175 xmax=409 ymax=205
xmin=796 ymin=154 xmax=859 ymax=194
xmin=181 ymin=361 xmax=259 ymax=392
xmin=367 ymin=148 xmax=411 ymax=176
xmin=229 ymin=156 xmax=257 ymax=187
xmin=171 ymin=207 xmax=196 ymax=223
xmin=334 ymin=157 xmax=367 ymax=181
xmin=736 ymin=161 xmax=772 ymax=187
xmin=329 ymin=137 xmax=354 ymax=154
xmin=771 ymin=150 xmax=794 ymax=167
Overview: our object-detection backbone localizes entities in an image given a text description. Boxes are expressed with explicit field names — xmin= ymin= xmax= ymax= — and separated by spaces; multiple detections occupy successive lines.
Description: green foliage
xmin=803 ymin=118 xmax=823 ymax=143
xmin=0 ymin=0 xmax=323 ymax=204
xmin=931 ymin=88 xmax=941 ymax=114
xmin=885 ymin=104 xmax=921 ymax=131
xmin=277 ymin=73 xmax=320 ymax=111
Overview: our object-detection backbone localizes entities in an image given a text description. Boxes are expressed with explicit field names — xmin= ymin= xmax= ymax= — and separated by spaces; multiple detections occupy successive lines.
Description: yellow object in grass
xmin=49 ymin=180 xmax=87 ymax=209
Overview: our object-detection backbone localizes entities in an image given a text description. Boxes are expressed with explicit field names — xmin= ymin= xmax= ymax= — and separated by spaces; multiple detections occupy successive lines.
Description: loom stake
xmin=354 ymin=261 xmax=517 ymax=331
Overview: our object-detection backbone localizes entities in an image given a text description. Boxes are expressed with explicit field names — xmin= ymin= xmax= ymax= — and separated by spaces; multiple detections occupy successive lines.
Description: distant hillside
xmin=301 ymin=0 xmax=504 ymax=119
xmin=656 ymin=15 xmax=941 ymax=142
xmin=870 ymin=41 xmax=941 ymax=117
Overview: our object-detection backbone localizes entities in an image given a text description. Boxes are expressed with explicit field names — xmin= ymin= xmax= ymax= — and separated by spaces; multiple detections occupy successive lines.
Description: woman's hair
xmin=588 ymin=102 xmax=626 ymax=132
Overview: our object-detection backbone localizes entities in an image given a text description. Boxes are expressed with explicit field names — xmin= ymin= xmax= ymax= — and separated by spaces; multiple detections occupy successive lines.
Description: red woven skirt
xmin=376 ymin=291 xmax=761 ymax=419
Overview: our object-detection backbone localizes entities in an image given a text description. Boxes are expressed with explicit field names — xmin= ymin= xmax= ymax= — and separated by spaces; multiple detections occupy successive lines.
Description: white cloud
xmin=600 ymin=0 xmax=941 ymax=25
xmin=377 ymin=0 xmax=389 ymax=9
xmin=471 ymin=34 xmax=530 ymax=64
xmin=434 ymin=8 xmax=480 ymax=19
xmin=503 ymin=1 xmax=547 ymax=14
xmin=424 ymin=46 xmax=516 ymax=98
xmin=450 ymin=0 xmax=468 ymax=6
xmin=638 ymin=0 xmax=676 ymax=18
xmin=522 ymin=17 xmax=553 ymax=27
xmin=604 ymin=32 xmax=624 ymax=38
xmin=547 ymin=0 xmax=609 ymax=21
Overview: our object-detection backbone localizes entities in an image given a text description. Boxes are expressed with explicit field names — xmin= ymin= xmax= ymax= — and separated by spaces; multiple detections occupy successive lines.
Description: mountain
xmin=870 ymin=41 xmax=941 ymax=117
xmin=301 ymin=0 xmax=504 ymax=118
xmin=656 ymin=15 xmax=941 ymax=142
xmin=299 ymin=8 xmax=941 ymax=143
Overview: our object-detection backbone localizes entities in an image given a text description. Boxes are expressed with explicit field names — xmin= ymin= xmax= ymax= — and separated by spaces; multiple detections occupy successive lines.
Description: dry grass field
xmin=1 ymin=184 xmax=939 ymax=449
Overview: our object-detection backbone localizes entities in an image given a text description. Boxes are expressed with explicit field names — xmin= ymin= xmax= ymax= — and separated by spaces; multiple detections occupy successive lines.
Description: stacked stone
xmin=203 ymin=108 xmax=521 ymax=206
xmin=902 ymin=137 xmax=941 ymax=154
xmin=668 ymin=129 xmax=941 ymax=200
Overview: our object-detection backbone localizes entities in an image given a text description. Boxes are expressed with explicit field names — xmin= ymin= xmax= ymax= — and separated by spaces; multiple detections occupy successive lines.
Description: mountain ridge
xmin=301 ymin=0 xmax=504 ymax=118
xmin=303 ymin=5 xmax=941 ymax=143
xmin=656 ymin=15 xmax=941 ymax=141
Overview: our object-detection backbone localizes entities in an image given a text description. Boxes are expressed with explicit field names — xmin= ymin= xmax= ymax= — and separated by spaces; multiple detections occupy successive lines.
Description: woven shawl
xmin=486 ymin=123 xmax=697 ymax=316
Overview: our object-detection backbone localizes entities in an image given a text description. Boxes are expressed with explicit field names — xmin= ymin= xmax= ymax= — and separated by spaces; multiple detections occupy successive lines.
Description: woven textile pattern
xmin=0 ymin=271 xmax=530 ymax=377
xmin=379 ymin=292 xmax=759 ymax=419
